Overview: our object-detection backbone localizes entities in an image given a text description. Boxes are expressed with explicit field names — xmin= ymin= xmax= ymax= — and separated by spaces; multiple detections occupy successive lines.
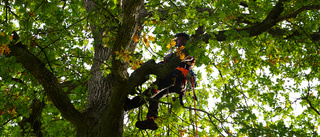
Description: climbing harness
xmin=176 ymin=67 xmax=189 ymax=78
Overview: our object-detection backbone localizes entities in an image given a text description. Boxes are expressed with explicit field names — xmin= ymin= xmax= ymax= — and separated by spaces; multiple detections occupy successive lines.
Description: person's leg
xmin=146 ymin=88 xmax=171 ymax=119
xmin=136 ymin=70 xmax=186 ymax=130
xmin=146 ymin=70 xmax=185 ymax=118
xmin=124 ymin=87 xmax=156 ymax=111
xmin=135 ymin=74 xmax=174 ymax=130
xmin=135 ymin=90 xmax=168 ymax=130
xmin=125 ymin=70 xmax=177 ymax=110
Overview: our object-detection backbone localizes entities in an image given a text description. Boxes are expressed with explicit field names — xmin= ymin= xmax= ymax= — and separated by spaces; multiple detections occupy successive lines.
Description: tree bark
xmin=81 ymin=0 xmax=144 ymax=136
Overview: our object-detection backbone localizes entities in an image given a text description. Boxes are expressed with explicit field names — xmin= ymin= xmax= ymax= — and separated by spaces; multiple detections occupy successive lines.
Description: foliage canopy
xmin=1 ymin=0 xmax=320 ymax=136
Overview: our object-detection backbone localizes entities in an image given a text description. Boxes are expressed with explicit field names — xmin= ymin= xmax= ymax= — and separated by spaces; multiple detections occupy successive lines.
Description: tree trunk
xmin=80 ymin=0 xmax=143 ymax=136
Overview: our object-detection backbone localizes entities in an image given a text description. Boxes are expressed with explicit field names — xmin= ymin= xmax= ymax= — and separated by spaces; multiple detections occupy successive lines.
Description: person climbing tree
xmin=124 ymin=33 xmax=197 ymax=130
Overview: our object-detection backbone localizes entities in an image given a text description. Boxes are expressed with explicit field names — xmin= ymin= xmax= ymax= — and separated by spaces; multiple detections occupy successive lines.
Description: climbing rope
xmin=191 ymin=76 xmax=198 ymax=137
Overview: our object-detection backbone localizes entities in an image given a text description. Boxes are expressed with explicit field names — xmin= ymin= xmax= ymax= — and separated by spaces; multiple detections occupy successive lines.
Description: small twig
xmin=2 ymin=119 xmax=11 ymax=126
xmin=303 ymin=97 xmax=320 ymax=116
xmin=37 ymin=45 xmax=54 ymax=73
xmin=302 ymin=80 xmax=320 ymax=116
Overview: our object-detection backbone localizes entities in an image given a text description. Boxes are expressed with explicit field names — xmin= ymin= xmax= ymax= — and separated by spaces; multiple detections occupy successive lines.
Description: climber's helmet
xmin=174 ymin=33 xmax=189 ymax=47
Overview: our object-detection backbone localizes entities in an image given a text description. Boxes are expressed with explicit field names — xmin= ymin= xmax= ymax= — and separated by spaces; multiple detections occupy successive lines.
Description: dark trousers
xmin=125 ymin=69 xmax=186 ymax=118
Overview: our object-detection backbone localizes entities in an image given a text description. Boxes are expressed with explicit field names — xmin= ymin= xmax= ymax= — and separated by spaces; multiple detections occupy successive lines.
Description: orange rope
xmin=191 ymin=76 xmax=198 ymax=137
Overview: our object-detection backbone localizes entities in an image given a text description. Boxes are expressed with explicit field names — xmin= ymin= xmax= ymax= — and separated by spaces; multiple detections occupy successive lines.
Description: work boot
xmin=135 ymin=118 xmax=158 ymax=130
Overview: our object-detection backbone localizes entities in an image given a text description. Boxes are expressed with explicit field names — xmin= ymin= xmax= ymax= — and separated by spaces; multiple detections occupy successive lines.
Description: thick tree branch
xmin=83 ymin=0 xmax=117 ymax=118
xmin=268 ymin=27 xmax=320 ymax=41
xmin=111 ymin=0 xmax=144 ymax=81
xmin=9 ymin=32 xmax=88 ymax=130
xmin=277 ymin=5 xmax=320 ymax=21
xmin=199 ymin=0 xmax=289 ymax=42
xmin=140 ymin=1 xmax=291 ymax=42
xmin=137 ymin=2 xmax=319 ymax=44
xmin=141 ymin=1 xmax=316 ymax=43
xmin=192 ymin=1 xmax=320 ymax=43
xmin=98 ymin=0 xmax=144 ymax=136
xmin=127 ymin=49 xmax=189 ymax=95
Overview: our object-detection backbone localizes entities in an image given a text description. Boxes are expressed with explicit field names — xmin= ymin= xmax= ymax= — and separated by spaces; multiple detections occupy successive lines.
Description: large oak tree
xmin=1 ymin=0 xmax=320 ymax=136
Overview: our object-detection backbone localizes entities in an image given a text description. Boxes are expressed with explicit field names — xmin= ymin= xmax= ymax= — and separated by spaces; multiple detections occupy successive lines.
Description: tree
xmin=1 ymin=0 xmax=320 ymax=136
